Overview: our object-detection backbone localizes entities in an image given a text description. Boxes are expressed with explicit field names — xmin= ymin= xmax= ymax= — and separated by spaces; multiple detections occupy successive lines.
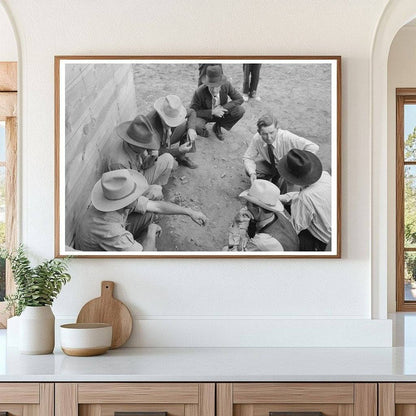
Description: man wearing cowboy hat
xmin=147 ymin=94 xmax=199 ymax=169
xmin=190 ymin=65 xmax=245 ymax=141
xmin=107 ymin=115 xmax=175 ymax=200
xmin=227 ymin=179 xmax=299 ymax=251
xmin=74 ymin=169 xmax=207 ymax=252
xmin=197 ymin=63 xmax=223 ymax=86
xmin=277 ymin=149 xmax=331 ymax=251
xmin=243 ymin=114 xmax=319 ymax=191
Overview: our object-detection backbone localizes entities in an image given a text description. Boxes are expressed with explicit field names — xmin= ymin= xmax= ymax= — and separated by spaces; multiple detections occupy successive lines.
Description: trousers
xmin=194 ymin=105 xmax=245 ymax=134
xmin=298 ymin=229 xmax=328 ymax=251
xmin=143 ymin=153 xmax=175 ymax=186
xmin=254 ymin=160 xmax=287 ymax=194
xmin=243 ymin=64 xmax=261 ymax=97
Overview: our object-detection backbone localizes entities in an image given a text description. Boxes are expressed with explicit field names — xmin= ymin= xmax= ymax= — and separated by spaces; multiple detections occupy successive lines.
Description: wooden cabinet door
xmin=217 ymin=383 xmax=377 ymax=416
xmin=0 ymin=383 xmax=53 ymax=416
xmin=55 ymin=383 xmax=215 ymax=416
xmin=379 ymin=383 xmax=416 ymax=416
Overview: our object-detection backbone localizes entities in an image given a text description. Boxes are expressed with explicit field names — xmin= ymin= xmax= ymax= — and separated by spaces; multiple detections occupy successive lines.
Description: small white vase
xmin=19 ymin=305 xmax=55 ymax=354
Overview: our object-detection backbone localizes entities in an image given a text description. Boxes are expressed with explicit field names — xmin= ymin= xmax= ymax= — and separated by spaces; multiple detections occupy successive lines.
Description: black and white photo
xmin=55 ymin=57 xmax=341 ymax=257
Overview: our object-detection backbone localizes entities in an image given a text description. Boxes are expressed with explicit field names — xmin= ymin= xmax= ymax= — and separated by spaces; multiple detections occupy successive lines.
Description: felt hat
xmin=116 ymin=115 xmax=159 ymax=150
xmin=277 ymin=149 xmax=322 ymax=186
xmin=239 ymin=179 xmax=284 ymax=213
xmin=153 ymin=95 xmax=186 ymax=127
xmin=91 ymin=169 xmax=148 ymax=212
xmin=201 ymin=65 xmax=227 ymax=87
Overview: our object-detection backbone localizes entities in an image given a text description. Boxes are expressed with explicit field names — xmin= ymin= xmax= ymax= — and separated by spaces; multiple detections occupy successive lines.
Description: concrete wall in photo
xmin=64 ymin=63 xmax=136 ymax=246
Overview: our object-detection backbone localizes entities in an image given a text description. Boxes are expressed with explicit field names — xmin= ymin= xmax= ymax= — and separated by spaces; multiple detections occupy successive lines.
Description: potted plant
xmin=1 ymin=245 xmax=71 ymax=354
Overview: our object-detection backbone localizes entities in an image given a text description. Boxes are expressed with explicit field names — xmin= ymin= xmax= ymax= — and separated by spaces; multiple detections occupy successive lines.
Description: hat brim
xmin=239 ymin=189 xmax=284 ymax=213
xmin=277 ymin=151 xmax=323 ymax=186
xmin=153 ymin=98 xmax=187 ymax=127
xmin=91 ymin=170 xmax=149 ymax=212
xmin=116 ymin=121 xmax=160 ymax=150
xmin=202 ymin=74 xmax=227 ymax=87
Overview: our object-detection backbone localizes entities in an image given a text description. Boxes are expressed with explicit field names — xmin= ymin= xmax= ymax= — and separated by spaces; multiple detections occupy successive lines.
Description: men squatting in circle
xmin=228 ymin=147 xmax=331 ymax=252
xmin=74 ymin=64 xmax=330 ymax=252
xmin=228 ymin=112 xmax=331 ymax=252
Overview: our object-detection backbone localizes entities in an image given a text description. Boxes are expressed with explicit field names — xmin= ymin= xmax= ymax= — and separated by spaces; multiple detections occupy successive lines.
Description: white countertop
xmin=3 ymin=314 xmax=416 ymax=383
xmin=2 ymin=329 xmax=416 ymax=382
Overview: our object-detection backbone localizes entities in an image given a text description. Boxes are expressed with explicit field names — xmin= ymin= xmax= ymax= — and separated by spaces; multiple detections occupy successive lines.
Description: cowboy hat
xmin=277 ymin=149 xmax=322 ymax=186
xmin=154 ymin=95 xmax=186 ymax=127
xmin=116 ymin=115 xmax=159 ymax=150
xmin=91 ymin=169 xmax=148 ymax=212
xmin=201 ymin=65 xmax=227 ymax=87
xmin=239 ymin=179 xmax=284 ymax=213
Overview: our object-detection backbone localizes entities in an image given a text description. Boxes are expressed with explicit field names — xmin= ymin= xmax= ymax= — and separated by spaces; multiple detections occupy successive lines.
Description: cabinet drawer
xmin=0 ymin=383 xmax=53 ymax=416
xmin=218 ymin=383 xmax=376 ymax=416
xmin=379 ymin=383 xmax=416 ymax=416
xmin=56 ymin=383 xmax=215 ymax=416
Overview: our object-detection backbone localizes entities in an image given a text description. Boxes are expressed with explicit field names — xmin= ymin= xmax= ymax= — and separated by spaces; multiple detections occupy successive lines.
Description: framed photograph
xmin=55 ymin=56 xmax=341 ymax=258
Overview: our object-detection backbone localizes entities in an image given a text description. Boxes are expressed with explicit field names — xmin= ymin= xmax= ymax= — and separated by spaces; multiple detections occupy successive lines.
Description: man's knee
xmin=231 ymin=105 xmax=245 ymax=119
xmin=195 ymin=117 xmax=208 ymax=128
xmin=127 ymin=212 xmax=155 ymax=239
xmin=195 ymin=117 xmax=209 ymax=136
xmin=157 ymin=153 xmax=175 ymax=171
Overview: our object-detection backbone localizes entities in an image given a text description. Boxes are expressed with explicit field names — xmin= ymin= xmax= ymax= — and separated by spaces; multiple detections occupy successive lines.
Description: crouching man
xmin=74 ymin=169 xmax=207 ymax=252
xmin=226 ymin=179 xmax=299 ymax=252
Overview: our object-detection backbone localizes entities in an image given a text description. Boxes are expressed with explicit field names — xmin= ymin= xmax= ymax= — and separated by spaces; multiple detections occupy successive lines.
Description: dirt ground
xmin=133 ymin=63 xmax=332 ymax=251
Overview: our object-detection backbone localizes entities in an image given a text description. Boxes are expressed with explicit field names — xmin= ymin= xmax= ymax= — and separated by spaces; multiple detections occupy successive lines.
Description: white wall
xmin=0 ymin=3 xmax=17 ymax=61
xmin=387 ymin=25 xmax=416 ymax=312
xmin=0 ymin=0 xmax=394 ymax=346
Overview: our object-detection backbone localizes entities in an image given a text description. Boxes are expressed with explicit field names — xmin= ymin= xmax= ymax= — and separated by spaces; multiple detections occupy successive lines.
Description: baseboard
xmin=56 ymin=317 xmax=392 ymax=347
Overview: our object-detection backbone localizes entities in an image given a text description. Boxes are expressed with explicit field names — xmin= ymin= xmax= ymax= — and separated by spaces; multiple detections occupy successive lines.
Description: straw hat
xmin=153 ymin=95 xmax=186 ymax=127
xmin=91 ymin=169 xmax=148 ymax=212
xmin=239 ymin=180 xmax=284 ymax=213
xmin=116 ymin=115 xmax=159 ymax=150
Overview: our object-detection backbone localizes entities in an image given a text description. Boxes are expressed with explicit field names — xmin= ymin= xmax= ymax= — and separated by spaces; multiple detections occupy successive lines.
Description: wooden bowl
xmin=60 ymin=323 xmax=112 ymax=356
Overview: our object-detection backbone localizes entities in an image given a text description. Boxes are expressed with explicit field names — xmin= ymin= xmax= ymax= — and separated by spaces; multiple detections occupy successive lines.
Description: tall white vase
xmin=19 ymin=306 xmax=55 ymax=354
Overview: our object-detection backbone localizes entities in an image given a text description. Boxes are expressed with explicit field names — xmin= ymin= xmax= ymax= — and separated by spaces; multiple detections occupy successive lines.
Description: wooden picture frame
xmin=396 ymin=88 xmax=416 ymax=311
xmin=0 ymin=61 xmax=17 ymax=327
xmin=55 ymin=56 xmax=341 ymax=258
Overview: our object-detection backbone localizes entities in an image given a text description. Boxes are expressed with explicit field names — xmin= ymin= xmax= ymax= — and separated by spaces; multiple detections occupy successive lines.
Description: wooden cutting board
xmin=76 ymin=281 xmax=133 ymax=349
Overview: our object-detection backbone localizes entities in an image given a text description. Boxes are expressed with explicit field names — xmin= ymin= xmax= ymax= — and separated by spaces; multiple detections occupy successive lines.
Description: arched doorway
xmin=371 ymin=0 xmax=416 ymax=319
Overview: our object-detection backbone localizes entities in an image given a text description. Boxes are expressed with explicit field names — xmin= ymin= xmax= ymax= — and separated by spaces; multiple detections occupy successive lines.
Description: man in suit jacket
xmin=190 ymin=65 xmax=245 ymax=141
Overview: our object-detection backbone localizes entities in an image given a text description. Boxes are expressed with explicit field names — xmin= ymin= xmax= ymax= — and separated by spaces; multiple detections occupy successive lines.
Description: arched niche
xmin=371 ymin=0 xmax=416 ymax=319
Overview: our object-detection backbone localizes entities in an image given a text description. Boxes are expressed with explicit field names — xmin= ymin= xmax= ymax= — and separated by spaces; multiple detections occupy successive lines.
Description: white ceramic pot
xmin=19 ymin=305 xmax=55 ymax=354
xmin=60 ymin=323 xmax=112 ymax=356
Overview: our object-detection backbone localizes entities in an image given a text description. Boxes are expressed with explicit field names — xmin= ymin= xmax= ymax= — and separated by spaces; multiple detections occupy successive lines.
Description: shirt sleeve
xmin=134 ymin=195 xmax=149 ymax=215
xmin=243 ymin=136 xmax=259 ymax=176
xmin=223 ymin=82 xmax=244 ymax=110
xmin=99 ymin=229 xmax=143 ymax=252
xmin=290 ymin=196 xmax=314 ymax=234
xmin=190 ymin=88 xmax=212 ymax=119
xmin=107 ymin=161 xmax=129 ymax=171
xmin=285 ymin=130 xmax=320 ymax=154
xmin=186 ymin=107 xmax=197 ymax=130
xmin=247 ymin=233 xmax=284 ymax=251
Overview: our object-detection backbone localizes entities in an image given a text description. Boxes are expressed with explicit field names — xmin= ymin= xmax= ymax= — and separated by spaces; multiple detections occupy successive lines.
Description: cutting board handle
xmin=101 ymin=281 xmax=115 ymax=298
